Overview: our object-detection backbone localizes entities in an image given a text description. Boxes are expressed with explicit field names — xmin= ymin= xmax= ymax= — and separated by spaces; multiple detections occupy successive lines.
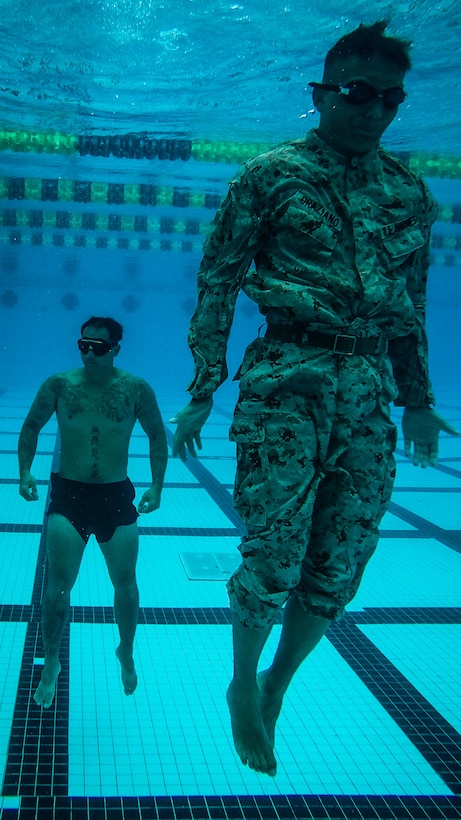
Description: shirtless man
xmin=18 ymin=316 xmax=168 ymax=708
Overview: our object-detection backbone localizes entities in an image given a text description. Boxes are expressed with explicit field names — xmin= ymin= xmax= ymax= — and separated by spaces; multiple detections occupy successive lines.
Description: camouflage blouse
xmin=187 ymin=129 xmax=438 ymax=407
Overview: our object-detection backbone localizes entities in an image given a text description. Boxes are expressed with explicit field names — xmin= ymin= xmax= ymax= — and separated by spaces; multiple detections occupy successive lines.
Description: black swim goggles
xmin=78 ymin=338 xmax=118 ymax=356
xmin=308 ymin=80 xmax=407 ymax=110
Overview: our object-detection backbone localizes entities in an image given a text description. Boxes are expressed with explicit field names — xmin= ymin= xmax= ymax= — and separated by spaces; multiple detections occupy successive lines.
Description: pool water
xmin=0 ymin=2 xmax=460 ymax=819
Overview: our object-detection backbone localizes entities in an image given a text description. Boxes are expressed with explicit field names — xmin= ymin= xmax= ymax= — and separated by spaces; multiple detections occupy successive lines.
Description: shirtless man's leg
xmin=35 ymin=513 xmax=86 ymax=708
xmin=99 ymin=523 xmax=139 ymax=695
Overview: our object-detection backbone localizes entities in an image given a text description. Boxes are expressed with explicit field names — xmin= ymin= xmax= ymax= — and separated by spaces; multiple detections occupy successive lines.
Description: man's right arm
xmin=186 ymin=170 xmax=261 ymax=400
xmin=18 ymin=376 xmax=59 ymax=500
xmin=170 ymin=396 xmax=214 ymax=463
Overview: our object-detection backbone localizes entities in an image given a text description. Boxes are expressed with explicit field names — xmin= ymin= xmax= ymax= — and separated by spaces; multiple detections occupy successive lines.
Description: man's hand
xmin=19 ymin=473 xmax=38 ymax=501
xmin=137 ymin=485 xmax=162 ymax=514
xmin=402 ymin=407 xmax=460 ymax=468
xmin=170 ymin=397 xmax=213 ymax=462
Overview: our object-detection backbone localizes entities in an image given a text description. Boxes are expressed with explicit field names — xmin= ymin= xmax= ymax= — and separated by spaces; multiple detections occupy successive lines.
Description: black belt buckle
xmin=333 ymin=334 xmax=357 ymax=355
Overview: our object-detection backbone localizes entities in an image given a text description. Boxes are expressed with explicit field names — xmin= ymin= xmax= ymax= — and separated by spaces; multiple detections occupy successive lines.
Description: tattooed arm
xmin=135 ymin=378 xmax=168 ymax=513
xmin=18 ymin=375 xmax=60 ymax=501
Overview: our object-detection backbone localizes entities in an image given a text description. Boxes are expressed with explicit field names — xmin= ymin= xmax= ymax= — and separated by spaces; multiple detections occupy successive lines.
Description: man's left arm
xmin=135 ymin=379 xmax=168 ymax=512
xmin=388 ymin=184 xmax=459 ymax=466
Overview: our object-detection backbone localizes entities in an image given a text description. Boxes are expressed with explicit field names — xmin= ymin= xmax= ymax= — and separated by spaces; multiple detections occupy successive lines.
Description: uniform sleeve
xmin=187 ymin=169 xmax=263 ymax=399
xmin=387 ymin=181 xmax=438 ymax=407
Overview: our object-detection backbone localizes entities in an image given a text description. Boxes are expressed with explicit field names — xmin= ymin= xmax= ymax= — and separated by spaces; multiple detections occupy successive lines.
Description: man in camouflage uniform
xmin=172 ymin=22 xmax=459 ymax=776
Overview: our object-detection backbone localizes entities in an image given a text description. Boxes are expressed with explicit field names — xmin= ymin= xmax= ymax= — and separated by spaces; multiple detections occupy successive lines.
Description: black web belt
xmin=264 ymin=323 xmax=389 ymax=356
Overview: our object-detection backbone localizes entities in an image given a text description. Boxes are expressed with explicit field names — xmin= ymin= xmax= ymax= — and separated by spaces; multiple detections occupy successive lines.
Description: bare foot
xmin=34 ymin=659 xmax=61 ymax=708
xmin=226 ymin=679 xmax=277 ymax=776
xmin=116 ymin=645 xmax=138 ymax=695
xmin=257 ymin=669 xmax=284 ymax=746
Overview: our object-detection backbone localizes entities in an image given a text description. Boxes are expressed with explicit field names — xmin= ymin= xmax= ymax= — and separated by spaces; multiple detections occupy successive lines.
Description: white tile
xmin=394 ymin=460 xmax=461 ymax=489
xmin=0 ymin=483 xmax=48 ymax=524
xmin=141 ymin=487 xmax=235 ymax=528
xmin=0 ymin=624 xmax=27 ymax=787
xmin=0 ymin=452 xmax=54 ymax=481
xmin=0 ymin=532 xmax=40 ymax=604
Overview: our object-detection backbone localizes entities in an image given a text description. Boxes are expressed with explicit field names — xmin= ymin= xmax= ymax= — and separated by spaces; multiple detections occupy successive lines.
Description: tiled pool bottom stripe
xmin=2 ymin=622 xmax=70 ymax=798
xmin=1 ymin=793 xmax=460 ymax=820
xmin=1 ymin=437 xmax=71 ymax=802
xmin=2 ymin=604 xmax=461 ymax=626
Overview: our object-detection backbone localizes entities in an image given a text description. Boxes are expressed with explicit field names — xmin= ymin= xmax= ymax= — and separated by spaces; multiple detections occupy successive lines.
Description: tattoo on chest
xmin=62 ymin=377 xmax=133 ymax=421
xmin=101 ymin=379 xmax=133 ymax=421
xmin=90 ymin=425 xmax=100 ymax=480
xmin=62 ymin=384 xmax=88 ymax=418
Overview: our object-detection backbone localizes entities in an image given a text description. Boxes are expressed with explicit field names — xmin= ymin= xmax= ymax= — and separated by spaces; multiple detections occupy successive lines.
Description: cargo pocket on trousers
xmin=229 ymin=412 xmax=271 ymax=528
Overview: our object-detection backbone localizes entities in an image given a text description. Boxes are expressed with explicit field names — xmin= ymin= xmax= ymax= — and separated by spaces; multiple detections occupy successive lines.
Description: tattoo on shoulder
xmin=61 ymin=382 xmax=90 ymax=418
xmin=135 ymin=379 xmax=162 ymax=430
xmin=136 ymin=379 xmax=156 ymax=411
xmin=101 ymin=375 xmax=134 ymax=422
xmin=27 ymin=375 xmax=63 ymax=426
xmin=46 ymin=375 xmax=65 ymax=395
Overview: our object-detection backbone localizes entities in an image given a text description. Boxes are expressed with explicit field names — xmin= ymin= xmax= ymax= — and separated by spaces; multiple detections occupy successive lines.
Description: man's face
xmin=79 ymin=325 xmax=119 ymax=371
xmin=315 ymin=53 xmax=406 ymax=157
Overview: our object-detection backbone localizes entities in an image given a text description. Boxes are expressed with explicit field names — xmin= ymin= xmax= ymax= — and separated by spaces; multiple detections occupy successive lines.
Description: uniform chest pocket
xmin=380 ymin=223 xmax=425 ymax=268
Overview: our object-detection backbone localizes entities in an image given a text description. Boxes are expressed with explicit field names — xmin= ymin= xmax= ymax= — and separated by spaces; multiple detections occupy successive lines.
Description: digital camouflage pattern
xmin=186 ymin=129 xmax=438 ymax=626
xmin=188 ymin=129 xmax=437 ymax=407
xmin=226 ymin=345 xmax=398 ymax=625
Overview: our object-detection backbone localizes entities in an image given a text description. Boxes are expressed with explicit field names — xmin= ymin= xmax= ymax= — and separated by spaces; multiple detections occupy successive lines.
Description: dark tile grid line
xmin=0 ymin=606 xmax=33 ymax=623
xmin=353 ymin=607 xmax=461 ymax=625
xmin=0 ymin=480 xmax=49 ymax=487
xmin=393 ymin=487 xmax=461 ymax=492
xmin=2 ymin=793 xmax=461 ymax=820
xmin=4 ymin=478 xmax=461 ymax=494
xmin=0 ymin=526 xmax=43 ymax=534
xmin=2 ymin=603 xmax=461 ymax=627
xmin=2 ymin=438 xmax=70 ymax=799
xmin=0 ymin=523 xmax=240 ymax=537
xmin=387 ymin=501 xmax=461 ymax=553
xmin=0 ymin=452 xmax=55 ymax=457
xmin=0 ymin=523 xmax=453 ymax=541
xmin=20 ymin=604 xmax=461 ymax=626
xmin=2 ymin=623 xmax=70 ymax=798
xmin=328 ymin=616 xmax=461 ymax=795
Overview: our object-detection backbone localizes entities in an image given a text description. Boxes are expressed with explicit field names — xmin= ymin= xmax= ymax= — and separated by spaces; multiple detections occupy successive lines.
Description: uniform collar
xmin=304 ymin=129 xmax=383 ymax=173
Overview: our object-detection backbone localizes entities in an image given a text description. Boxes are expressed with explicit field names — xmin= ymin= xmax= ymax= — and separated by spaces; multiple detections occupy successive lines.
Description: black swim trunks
xmin=47 ymin=472 xmax=139 ymax=543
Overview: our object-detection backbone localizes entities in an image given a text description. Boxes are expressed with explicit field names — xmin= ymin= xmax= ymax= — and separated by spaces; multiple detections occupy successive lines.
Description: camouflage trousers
xmin=226 ymin=337 xmax=398 ymax=628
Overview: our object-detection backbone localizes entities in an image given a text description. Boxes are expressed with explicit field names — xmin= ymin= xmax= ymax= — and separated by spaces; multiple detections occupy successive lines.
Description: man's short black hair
xmin=80 ymin=316 xmax=123 ymax=343
xmin=324 ymin=20 xmax=412 ymax=76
